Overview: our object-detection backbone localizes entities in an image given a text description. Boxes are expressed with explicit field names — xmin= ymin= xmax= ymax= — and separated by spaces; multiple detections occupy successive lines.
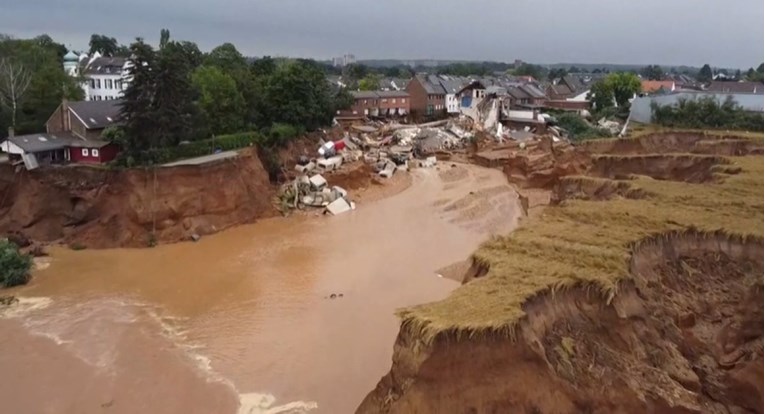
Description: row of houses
xmin=63 ymin=51 xmax=131 ymax=102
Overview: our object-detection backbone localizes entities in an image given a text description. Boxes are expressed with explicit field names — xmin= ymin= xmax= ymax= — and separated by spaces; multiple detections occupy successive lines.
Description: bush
xmin=651 ymin=96 xmax=764 ymax=131
xmin=115 ymin=131 xmax=263 ymax=166
xmin=0 ymin=239 xmax=32 ymax=288
xmin=554 ymin=113 xmax=612 ymax=141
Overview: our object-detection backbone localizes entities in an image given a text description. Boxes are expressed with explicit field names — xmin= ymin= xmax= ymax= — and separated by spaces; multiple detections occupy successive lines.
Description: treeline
xmin=109 ymin=30 xmax=352 ymax=164
xmin=0 ymin=34 xmax=84 ymax=135
xmin=651 ymin=96 xmax=764 ymax=132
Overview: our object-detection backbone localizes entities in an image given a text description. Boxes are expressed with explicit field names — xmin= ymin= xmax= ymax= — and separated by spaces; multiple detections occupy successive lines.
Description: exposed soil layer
xmin=588 ymin=154 xmax=729 ymax=183
xmin=580 ymin=131 xmax=764 ymax=156
xmin=0 ymin=147 xmax=274 ymax=248
xmin=357 ymin=232 xmax=764 ymax=414
xmin=552 ymin=176 xmax=648 ymax=204
xmin=360 ymin=131 xmax=763 ymax=414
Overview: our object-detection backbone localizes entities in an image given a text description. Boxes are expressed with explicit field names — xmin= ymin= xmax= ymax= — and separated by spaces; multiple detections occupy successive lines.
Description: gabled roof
xmin=351 ymin=91 xmax=379 ymax=99
xmin=68 ymin=100 xmax=124 ymax=130
xmin=375 ymin=90 xmax=409 ymax=98
xmin=486 ymin=85 xmax=508 ymax=96
xmin=83 ymin=57 xmax=127 ymax=75
xmin=560 ymin=75 xmax=584 ymax=93
xmin=438 ymin=78 xmax=466 ymax=94
xmin=549 ymin=84 xmax=573 ymax=96
xmin=507 ymin=86 xmax=530 ymax=99
xmin=520 ymin=84 xmax=546 ymax=98
xmin=414 ymin=74 xmax=446 ymax=95
xmin=706 ymin=81 xmax=763 ymax=94
xmin=641 ymin=80 xmax=675 ymax=93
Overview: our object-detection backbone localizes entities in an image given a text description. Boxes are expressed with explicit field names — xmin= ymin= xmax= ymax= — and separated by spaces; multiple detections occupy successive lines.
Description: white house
xmin=64 ymin=51 xmax=131 ymax=101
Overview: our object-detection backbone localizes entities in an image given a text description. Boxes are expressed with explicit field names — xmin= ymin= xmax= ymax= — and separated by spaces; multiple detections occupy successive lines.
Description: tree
xmin=511 ymin=63 xmax=544 ymax=80
xmin=256 ymin=59 xmax=336 ymax=131
xmin=206 ymin=43 xmax=247 ymax=73
xmin=748 ymin=63 xmax=765 ymax=82
xmin=588 ymin=80 xmax=614 ymax=111
xmin=159 ymin=29 xmax=170 ymax=50
xmin=358 ymin=74 xmax=382 ymax=91
xmin=734 ymin=69 xmax=742 ymax=80
xmin=0 ymin=58 xmax=31 ymax=128
xmin=605 ymin=72 xmax=641 ymax=107
xmin=0 ymin=239 xmax=31 ymax=288
xmin=344 ymin=63 xmax=368 ymax=80
xmin=251 ymin=56 xmax=276 ymax=77
xmin=120 ymin=38 xmax=157 ymax=153
xmin=547 ymin=68 xmax=567 ymax=81
xmin=191 ymin=66 xmax=246 ymax=134
xmin=89 ymin=34 xmax=119 ymax=56
xmin=152 ymin=39 xmax=197 ymax=147
xmin=640 ymin=65 xmax=664 ymax=80
xmin=697 ymin=64 xmax=713 ymax=83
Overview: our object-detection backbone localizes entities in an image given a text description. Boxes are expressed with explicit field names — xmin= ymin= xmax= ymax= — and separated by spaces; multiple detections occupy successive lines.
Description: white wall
xmin=85 ymin=74 xmax=127 ymax=101
xmin=446 ymin=94 xmax=460 ymax=113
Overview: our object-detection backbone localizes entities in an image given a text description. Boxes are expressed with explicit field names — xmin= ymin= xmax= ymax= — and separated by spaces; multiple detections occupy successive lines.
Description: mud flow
xmin=1 ymin=163 xmax=520 ymax=414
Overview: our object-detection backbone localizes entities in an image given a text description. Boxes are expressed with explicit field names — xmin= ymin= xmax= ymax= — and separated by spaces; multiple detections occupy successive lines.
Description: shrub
xmin=555 ymin=113 xmax=612 ymax=141
xmin=115 ymin=131 xmax=263 ymax=166
xmin=0 ymin=239 xmax=32 ymax=288
xmin=651 ymin=96 xmax=764 ymax=131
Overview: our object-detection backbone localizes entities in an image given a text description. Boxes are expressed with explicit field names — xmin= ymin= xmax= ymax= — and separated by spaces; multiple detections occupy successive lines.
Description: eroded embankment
xmin=358 ymin=231 xmax=763 ymax=414
xmin=360 ymin=131 xmax=764 ymax=413
xmin=0 ymin=147 xmax=274 ymax=248
xmin=580 ymin=130 xmax=763 ymax=156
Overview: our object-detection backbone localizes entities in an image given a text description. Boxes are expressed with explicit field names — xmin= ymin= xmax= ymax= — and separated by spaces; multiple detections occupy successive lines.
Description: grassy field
xmin=400 ymin=131 xmax=763 ymax=342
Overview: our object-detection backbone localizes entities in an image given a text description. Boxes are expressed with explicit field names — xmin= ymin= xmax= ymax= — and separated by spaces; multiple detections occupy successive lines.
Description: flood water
xmin=1 ymin=164 xmax=520 ymax=414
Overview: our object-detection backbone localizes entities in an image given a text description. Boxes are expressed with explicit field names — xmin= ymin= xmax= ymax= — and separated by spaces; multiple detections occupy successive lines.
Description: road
xmin=161 ymin=151 xmax=238 ymax=167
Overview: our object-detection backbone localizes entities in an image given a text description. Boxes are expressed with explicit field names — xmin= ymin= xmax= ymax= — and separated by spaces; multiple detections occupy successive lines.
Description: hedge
xmin=119 ymin=132 xmax=262 ymax=166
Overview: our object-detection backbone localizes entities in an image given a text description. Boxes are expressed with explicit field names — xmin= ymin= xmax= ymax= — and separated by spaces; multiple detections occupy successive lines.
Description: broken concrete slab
xmin=326 ymin=197 xmax=353 ymax=215
xmin=309 ymin=174 xmax=328 ymax=190
xmin=295 ymin=161 xmax=316 ymax=173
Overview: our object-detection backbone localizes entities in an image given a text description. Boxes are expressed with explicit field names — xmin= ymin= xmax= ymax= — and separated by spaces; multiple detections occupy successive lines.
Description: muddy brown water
xmin=1 ymin=164 xmax=520 ymax=414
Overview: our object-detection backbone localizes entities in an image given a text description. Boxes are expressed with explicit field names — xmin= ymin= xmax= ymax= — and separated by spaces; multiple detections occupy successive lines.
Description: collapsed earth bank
xmin=0 ymin=147 xmax=275 ymax=248
xmin=359 ymin=131 xmax=764 ymax=414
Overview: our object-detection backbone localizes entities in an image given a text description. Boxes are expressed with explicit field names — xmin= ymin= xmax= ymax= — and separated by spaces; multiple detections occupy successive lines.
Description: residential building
xmin=63 ymin=51 xmax=131 ymax=101
xmin=339 ymin=90 xmax=410 ymax=118
xmin=706 ymin=81 xmax=763 ymax=94
xmin=455 ymin=80 xmax=488 ymax=107
xmin=406 ymin=74 xmax=447 ymax=117
xmin=438 ymin=78 xmax=468 ymax=114
xmin=1 ymin=99 xmax=122 ymax=169
xmin=332 ymin=54 xmax=356 ymax=67
xmin=544 ymin=75 xmax=591 ymax=110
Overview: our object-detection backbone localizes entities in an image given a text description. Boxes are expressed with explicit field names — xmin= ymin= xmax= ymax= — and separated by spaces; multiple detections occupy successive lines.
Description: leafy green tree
xmin=0 ymin=239 xmax=31 ymax=288
xmin=0 ymin=35 xmax=84 ymax=135
xmin=257 ymin=59 xmax=336 ymax=131
xmin=159 ymin=29 xmax=170 ymax=50
xmin=191 ymin=66 xmax=246 ymax=134
xmin=555 ymin=112 xmax=612 ymax=141
xmin=651 ymin=95 xmax=763 ymax=131
xmin=344 ymin=63 xmax=368 ymax=80
xmin=152 ymin=38 xmax=197 ymax=147
xmin=358 ymin=74 xmax=382 ymax=91
xmin=605 ymin=72 xmax=641 ymax=107
xmin=511 ymin=63 xmax=544 ymax=80
xmin=88 ymin=34 xmax=119 ymax=56
xmin=206 ymin=43 xmax=247 ymax=73
xmin=697 ymin=64 xmax=713 ymax=83
xmin=547 ymin=68 xmax=567 ymax=81
xmin=588 ymin=80 xmax=614 ymax=110
xmin=640 ymin=65 xmax=664 ymax=80
xmin=251 ymin=56 xmax=276 ymax=77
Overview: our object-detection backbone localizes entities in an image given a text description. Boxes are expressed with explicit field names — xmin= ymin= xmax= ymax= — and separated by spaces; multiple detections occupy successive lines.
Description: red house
xmin=1 ymin=100 xmax=122 ymax=169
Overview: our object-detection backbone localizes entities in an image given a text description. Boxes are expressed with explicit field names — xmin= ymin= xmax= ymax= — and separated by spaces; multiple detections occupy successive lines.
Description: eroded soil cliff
xmin=359 ymin=131 xmax=764 ymax=414
xmin=0 ymin=147 xmax=274 ymax=248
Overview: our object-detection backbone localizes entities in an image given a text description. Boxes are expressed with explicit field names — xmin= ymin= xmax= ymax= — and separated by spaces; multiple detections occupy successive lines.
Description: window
xmin=401 ymin=98 xmax=406 ymax=103
xmin=392 ymin=99 xmax=397 ymax=104
xmin=96 ymin=79 xmax=101 ymax=88
xmin=363 ymin=99 xmax=367 ymax=104
xmin=90 ymin=79 xmax=96 ymax=89
xmin=382 ymin=99 xmax=387 ymax=103
xmin=115 ymin=80 xmax=122 ymax=90
xmin=92 ymin=149 xmax=99 ymax=157
xmin=82 ymin=149 xmax=89 ymax=156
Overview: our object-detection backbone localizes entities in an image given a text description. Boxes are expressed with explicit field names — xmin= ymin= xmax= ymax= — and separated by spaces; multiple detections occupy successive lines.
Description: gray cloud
xmin=1 ymin=0 xmax=762 ymax=67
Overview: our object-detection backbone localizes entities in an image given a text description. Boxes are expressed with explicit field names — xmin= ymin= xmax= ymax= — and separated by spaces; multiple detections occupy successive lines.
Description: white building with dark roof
xmin=64 ymin=51 xmax=131 ymax=102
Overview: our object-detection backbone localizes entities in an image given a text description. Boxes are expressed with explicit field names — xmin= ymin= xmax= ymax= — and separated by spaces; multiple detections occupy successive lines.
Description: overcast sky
xmin=1 ymin=0 xmax=763 ymax=68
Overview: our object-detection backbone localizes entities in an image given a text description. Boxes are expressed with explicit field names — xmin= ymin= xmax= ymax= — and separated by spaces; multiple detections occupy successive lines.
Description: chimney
xmin=7 ymin=127 xmax=13 ymax=138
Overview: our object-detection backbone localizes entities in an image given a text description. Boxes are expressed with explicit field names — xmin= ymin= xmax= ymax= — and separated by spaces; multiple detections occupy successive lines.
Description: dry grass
xmin=399 ymin=133 xmax=764 ymax=343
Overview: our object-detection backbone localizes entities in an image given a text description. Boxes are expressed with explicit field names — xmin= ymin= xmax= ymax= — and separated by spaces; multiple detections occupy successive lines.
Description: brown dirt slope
xmin=358 ymin=131 xmax=764 ymax=414
xmin=0 ymin=147 xmax=274 ymax=248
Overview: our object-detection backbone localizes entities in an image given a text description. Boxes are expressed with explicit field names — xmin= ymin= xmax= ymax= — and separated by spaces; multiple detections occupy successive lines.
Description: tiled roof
xmin=706 ymin=81 xmax=763 ymax=94
xmin=67 ymin=99 xmax=123 ymax=130
xmin=641 ymin=80 xmax=675 ymax=93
